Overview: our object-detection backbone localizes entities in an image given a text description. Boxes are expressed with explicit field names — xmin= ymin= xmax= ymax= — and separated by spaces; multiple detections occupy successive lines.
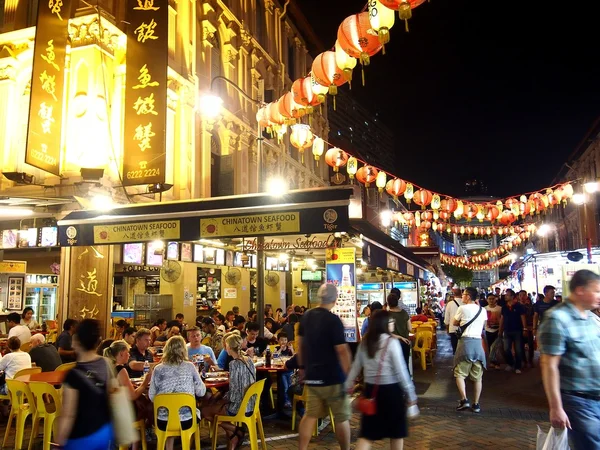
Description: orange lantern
xmin=278 ymin=92 xmax=302 ymax=121
xmin=421 ymin=220 xmax=431 ymax=230
xmin=256 ymin=107 xmax=270 ymax=130
xmin=431 ymin=194 xmax=441 ymax=210
xmin=441 ymin=198 xmax=458 ymax=213
xmin=413 ymin=189 xmax=433 ymax=209
xmin=519 ymin=201 xmax=531 ymax=216
xmin=385 ymin=178 xmax=406 ymax=200
xmin=292 ymin=77 xmax=322 ymax=114
xmin=439 ymin=211 xmax=450 ymax=220
xmin=266 ymin=101 xmax=285 ymax=125
xmin=402 ymin=212 xmax=414 ymax=223
xmin=324 ymin=148 xmax=349 ymax=172
xmin=290 ymin=124 xmax=314 ymax=163
xmin=338 ymin=13 xmax=383 ymax=84
xmin=485 ymin=205 xmax=500 ymax=222
xmin=312 ymin=51 xmax=346 ymax=109
xmin=379 ymin=0 xmax=426 ymax=31
xmin=463 ymin=203 xmax=478 ymax=221
xmin=422 ymin=211 xmax=433 ymax=221
xmin=356 ymin=165 xmax=379 ymax=188
xmin=499 ymin=211 xmax=516 ymax=226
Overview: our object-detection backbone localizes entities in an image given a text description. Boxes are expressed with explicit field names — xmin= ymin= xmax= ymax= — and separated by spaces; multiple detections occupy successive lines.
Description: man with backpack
xmin=444 ymin=287 xmax=463 ymax=354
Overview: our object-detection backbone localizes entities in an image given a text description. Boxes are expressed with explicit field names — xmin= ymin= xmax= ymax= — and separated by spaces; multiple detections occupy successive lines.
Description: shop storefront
xmin=57 ymin=187 xmax=432 ymax=340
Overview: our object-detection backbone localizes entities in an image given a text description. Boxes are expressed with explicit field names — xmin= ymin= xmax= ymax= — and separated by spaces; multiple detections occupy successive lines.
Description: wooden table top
xmin=255 ymin=364 xmax=288 ymax=372
xmin=15 ymin=371 xmax=66 ymax=385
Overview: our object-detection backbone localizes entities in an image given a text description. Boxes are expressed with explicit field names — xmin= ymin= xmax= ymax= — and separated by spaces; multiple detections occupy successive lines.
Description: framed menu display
xmin=40 ymin=227 xmax=58 ymax=247
xmin=193 ymin=244 xmax=204 ymax=263
xmin=7 ymin=276 xmax=24 ymax=310
xmin=181 ymin=243 xmax=192 ymax=262
xmin=123 ymin=243 xmax=144 ymax=265
xmin=2 ymin=230 xmax=18 ymax=249
xmin=167 ymin=242 xmax=179 ymax=260
xmin=146 ymin=241 xmax=164 ymax=266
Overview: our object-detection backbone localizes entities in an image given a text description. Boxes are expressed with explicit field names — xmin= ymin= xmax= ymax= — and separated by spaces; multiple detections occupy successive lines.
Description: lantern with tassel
xmin=256 ymin=107 xmax=270 ymax=133
xmin=368 ymin=0 xmax=395 ymax=53
xmin=385 ymin=178 xmax=406 ymax=201
xmin=375 ymin=171 xmax=387 ymax=194
xmin=441 ymin=198 xmax=458 ymax=213
xmin=310 ymin=72 xmax=329 ymax=104
xmin=292 ymin=76 xmax=322 ymax=115
xmin=347 ymin=156 xmax=358 ymax=181
xmin=312 ymin=137 xmax=324 ymax=165
xmin=413 ymin=189 xmax=433 ymax=209
xmin=338 ymin=13 xmax=383 ymax=85
xmin=380 ymin=0 xmax=426 ymax=31
xmin=278 ymin=92 xmax=301 ymax=122
xmin=476 ymin=205 xmax=485 ymax=222
xmin=404 ymin=183 xmax=414 ymax=204
xmin=312 ymin=51 xmax=347 ymax=109
xmin=485 ymin=205 xmax=500 ymax=222
xmin=356 ymin=165 xmax=379 ymax=188
xmin=325 ymin=148 xmax=349 ymax=173
xmin=290 ymin=124 xmax=314 ymax=163
xmin=431 ymin=194 xmax=441 ymax=210
xmin=335 ymin=40 xmax=357 ymax=86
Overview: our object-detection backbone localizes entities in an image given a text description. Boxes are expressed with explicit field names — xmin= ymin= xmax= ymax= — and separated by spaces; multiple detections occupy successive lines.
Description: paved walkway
xmin=0 ymin=331 xmax=552 ymax=449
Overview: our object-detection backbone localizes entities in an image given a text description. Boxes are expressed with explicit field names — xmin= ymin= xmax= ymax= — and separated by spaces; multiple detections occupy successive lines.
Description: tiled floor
xmin=0 ymin=331 xmax=551 ymax=449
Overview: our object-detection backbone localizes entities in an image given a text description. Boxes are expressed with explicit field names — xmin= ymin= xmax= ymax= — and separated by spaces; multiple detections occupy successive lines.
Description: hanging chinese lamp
xmin=519 ymin=200 xmax=531 ymax=216
xmin=485 ymin=205 xmax=500 ymax=222
xmin=325 ymin=147 xmax=349 ymax=173
xmin=290 ymin=124 xmax=314 ymax=163
xmin=453 ymin=200 xmax=464 ymax=219
xmin=334 ymin=40 xmax=357 ymax=86
xmin=256 ymin=107 xmax=271 ymax=134
xmin=267 ymin=101 xmax=286 ymax=141
xmin=547 ymin=189 xmax=559 ymax=208
xmin=439 ymin=211 xmax=450 ymax=220
xmin=431 ymin=194 xmax=441 ymax=211
xmin=385 ymin=178 xmax=406 ymax=201
xmin=505 ymin=198 xmax=520 ymax=216
xmin=380 ymin=0 xmax=426 ymax=31
xmin=476 ymin=205 xmax=485 ymax=222
xmin=496 ymin=200 xmax=504 ymax=213
xmin=278 ymin=92 xmax=301 ymax=123
xmin=562 ymin=183 xmax=574 ymax=205
xmin=356 ymin=165 xmax=379 ymax=188
xmin=413 ymin=189 xmax=433 ymax=209
xmin=499 ymin=210 xmax=516 ymax=226
xmin=312 ymin=51 xmax=347 ymax=110
xmin=338 ymin=12 xmax=383 ymax=85
xmin=404 ymin=183 xmax=414 ymax=204
xmin=312 ymin=137 xmax=324 ymax=165
xmin=310 ymin=72 xmax=329 ymax=104
xmin=441 ymin=198 xmax=458 ymax=213
xmin=347 ymin=156 xmax=358 ymax=182
xmin=375 ymin=171 xmax=387 ymax=195
xmin=463 ymin=203 xmax=478 ymax=221
xmin=292 ymin=76 xmax=321 ymax=115
xmin=368 ymin=0 xmax=395 ymax=54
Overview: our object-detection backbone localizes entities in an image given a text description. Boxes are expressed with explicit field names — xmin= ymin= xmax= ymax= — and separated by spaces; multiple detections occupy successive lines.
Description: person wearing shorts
xmin=297 ymin=284 xmax=352 ymax=450
xmin=453 ymin=287 xmax=487 ymax=413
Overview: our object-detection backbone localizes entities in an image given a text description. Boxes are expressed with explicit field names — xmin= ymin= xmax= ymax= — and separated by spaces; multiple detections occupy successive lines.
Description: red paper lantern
xmin=422 ymin=211 xmax=433 ymax=221
xmin=291 ymin=76 xmax=322 ymax=113
xmin=463 ymin=203 xmax=478 ymax=221
xmin=519 ymin=201 xmax=531 ymax=216
xmin=256 ymin=107 xmax=269 ymax=128
xmin=413 ymin=189 xmax=433 ymax=209
xmin=266 ymin=101 xmax=285 ymax=125
xmin=485 ymin=205 xmax=500 ymax=222
xmin=385 ymin=178 xmax=406 ymax=199
xmin=324 ymin=148 xmax=349 ymax=172
xmin=379 ymin=0 xmax=426 ymax=31
xmin=499 ymin=211 xmax=516 ymax=225
xmin=338 ymin=13 xmax=383 ymax=67
xmin=356 ymin=165 xmax=379 ymax=188
xmin=312 ymin=51 xmax=347 ymax=96
xmin=278 ymin=92 xmax=303 ymax=120
xmin=421 ymin=221 xmax=432 ymax=230
xmin=440 ymin=198 xmax=458 ymax=213
xmin=439 ymin=211 xmax=450 ymax=220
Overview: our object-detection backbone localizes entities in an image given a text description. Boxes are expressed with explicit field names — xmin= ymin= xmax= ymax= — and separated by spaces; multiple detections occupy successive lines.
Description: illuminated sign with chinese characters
xmin=123 ymin=0 xmax=168 ymax=186
xmin=25 ymin=0 xmax=73 ymax=175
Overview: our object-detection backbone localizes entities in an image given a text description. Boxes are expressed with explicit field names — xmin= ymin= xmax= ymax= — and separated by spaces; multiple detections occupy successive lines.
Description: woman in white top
xmin=21 ymin=307 xmax=39 ymax=331
xmin=0 ymin=336 xmax=32 ymax=394
xmin=346 ymin=310 xmax=418 ymax=450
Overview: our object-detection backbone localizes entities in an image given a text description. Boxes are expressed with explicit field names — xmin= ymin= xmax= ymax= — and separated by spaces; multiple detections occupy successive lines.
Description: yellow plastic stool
xmin=28 ymin=381 xmax=62 ymax=450
xmin=212 ymin=379 xmax=267 ymax=450
xmin=153 ymin=393 xmax=201 ymax=450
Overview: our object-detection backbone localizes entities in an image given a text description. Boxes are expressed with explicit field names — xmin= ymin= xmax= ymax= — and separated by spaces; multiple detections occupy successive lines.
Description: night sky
xmin=295 ymin=0 xmax=600 ymax=198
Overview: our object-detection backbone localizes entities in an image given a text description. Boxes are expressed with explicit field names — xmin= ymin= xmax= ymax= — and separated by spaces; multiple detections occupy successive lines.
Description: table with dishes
xmin=254 ymin=356 xmax=292 ymax=417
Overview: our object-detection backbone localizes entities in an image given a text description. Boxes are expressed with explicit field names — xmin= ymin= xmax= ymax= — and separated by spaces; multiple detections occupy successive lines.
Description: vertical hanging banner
xmin=25 ymin=0 xmax=73 ymax=175
xmin=326 ymin=247 xmax=358 ymax=342
xmin=123 ymin=0 xmax=168 ymax=186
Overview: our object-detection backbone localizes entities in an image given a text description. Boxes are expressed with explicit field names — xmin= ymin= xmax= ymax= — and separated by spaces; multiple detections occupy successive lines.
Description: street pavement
xmin=1 ymin=330 xmax=552 ymax=449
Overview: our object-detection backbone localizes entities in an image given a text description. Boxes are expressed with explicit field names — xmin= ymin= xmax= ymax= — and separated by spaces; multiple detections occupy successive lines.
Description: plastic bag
xmin=536 ymin=426 xmax=570 ymax=450
xmin=489 ymin=338 xmax=505 ymax=365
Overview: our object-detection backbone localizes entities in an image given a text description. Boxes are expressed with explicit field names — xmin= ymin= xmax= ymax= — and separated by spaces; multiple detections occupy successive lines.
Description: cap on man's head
xmin=317 ymin=284 xmax=338 ymax=304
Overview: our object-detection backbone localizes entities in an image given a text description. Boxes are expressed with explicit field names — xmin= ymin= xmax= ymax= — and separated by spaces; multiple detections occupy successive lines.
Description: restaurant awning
xmin=58 ymin=187 xmax=354 ymax=247
xmin=350 ymin=219 xmax=433 ymax=278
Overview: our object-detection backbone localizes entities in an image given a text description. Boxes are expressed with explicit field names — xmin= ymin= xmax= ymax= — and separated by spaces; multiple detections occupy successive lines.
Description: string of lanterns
xmin=441 ymin=254 xmax=514 ymax=271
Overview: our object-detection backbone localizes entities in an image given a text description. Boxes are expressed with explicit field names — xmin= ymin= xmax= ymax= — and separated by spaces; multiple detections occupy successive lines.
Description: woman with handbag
xmin=56 ymin=319 xmax=113 ymax=449
xmin=104 ymin=340 xmax=154 ymax=446
xmin=346 ymin=310 xmax=418 ymax=450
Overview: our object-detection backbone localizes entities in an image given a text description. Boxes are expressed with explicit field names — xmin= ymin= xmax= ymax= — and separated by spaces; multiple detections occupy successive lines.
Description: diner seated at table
xmin=150 ymin=319 xmax=168 ymax=344
xmin=276 ymin=332 xmax=294 ymax=408
xmin=7 ymin=312 xmax=32 ymax=345
xmin=187 ymin=326 xmax=217 ymax=366
xmin=57 ymin=319 xmax=78 ymax=363
xmin=29 ymin=333 xmax=62 ymax=372
xmin=123 ymin=327 xmax=137 ymax=346
xmin=232 ymin=316 xmax=246 ymax=332
xmin=201 ymin=317 xmax=224 ymax=357
xmin=154 ymin=325 xmax=181 ymax=347
xmin=127 ymin=328 xmax=154 ymax=378
xmin=282 ymin=313 xmax=299 ymax=341
xmin=0 ymin=337 xmax=31 ymax=394
xmin=96 ymin=339 xmax=114 ymax=356
xmin=216 ymin=330 xmax=243 ymax=371
xmin=149 ymin=336 xmax=206 ymax=450
xmin=245 ymin=322 xmax=268 ymax=356
xmin=201 ymin=334 xmax=256 ymax=450
xmin=114 ymin=319 xmax=128 ymax=340
xmin=21 ymin=307 xmax=39 ymax=331
xmin=104 ymin=340 xmax=154 ymax=439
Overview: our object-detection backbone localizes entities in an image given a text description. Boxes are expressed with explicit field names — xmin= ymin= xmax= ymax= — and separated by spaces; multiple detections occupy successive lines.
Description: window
xmin=255 ymin=0 xmax=268 ymax=50
xmin=287 ymin=40 xmax=296 ymax=79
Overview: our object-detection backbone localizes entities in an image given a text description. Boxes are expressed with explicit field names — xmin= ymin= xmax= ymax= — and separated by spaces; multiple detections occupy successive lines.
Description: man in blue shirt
xmin=539 ymin=270 xmax=600 ymax=450
xmin=186 ymin=326 xmax=216 ymax=366
xmin=498 ymin=289 xmax=527 ymax=373
xmin=360 ymin=301 xmax=383 ymax=337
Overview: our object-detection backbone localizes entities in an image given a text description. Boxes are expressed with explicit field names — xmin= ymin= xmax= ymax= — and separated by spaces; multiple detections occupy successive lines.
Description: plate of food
xmin=205 ymin=371 xmax=228 ymax=378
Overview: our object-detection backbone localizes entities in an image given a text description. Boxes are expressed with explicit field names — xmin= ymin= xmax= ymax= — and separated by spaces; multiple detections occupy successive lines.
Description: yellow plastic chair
xmin=55 ymin=362 xmax=76 ymax=372
xmin=0 ymin=367 xmax=41 ymax=408
xmin=291 ymin=385 xmax=335 ymax=436
xmin=212 ymin=379 xmax=267 ymax=450
xmin=118 ymin=419 xmax=147 ymax=450
xmin=413 ymin=331 xmax=434 ymax=371
xmin=20 ymin=342 xmax=32 ymax=352
xmin=28 ymin=381 xmax=62 ymax=450
xmin=3 ymin=379 xmax=36 ymax=449
xmin=153 ymin=393 xmax=201 ymax=450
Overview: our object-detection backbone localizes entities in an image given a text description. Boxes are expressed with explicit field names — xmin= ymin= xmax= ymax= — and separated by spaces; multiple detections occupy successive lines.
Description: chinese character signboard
xmin=123 ymin=0 xmax=168 ymax=186
xmin=326 ymin=247 xmax=358 ymax=342
xmin=25 ymin=0 xmax=73 ymax=175
xmin=93 ymin=220 xmax=180 ymax=244
xmin=200 ymin=213 xmax=301 ymax=238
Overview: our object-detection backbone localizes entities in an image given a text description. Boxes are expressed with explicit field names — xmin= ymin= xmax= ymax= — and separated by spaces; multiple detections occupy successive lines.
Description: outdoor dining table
xmin=15 ymin=371 xmax=66 ymax=385
xmin=255 ymin=361 xmax=290 ymax=418
xmin=204 ymin=372 xmax=230 ymax=390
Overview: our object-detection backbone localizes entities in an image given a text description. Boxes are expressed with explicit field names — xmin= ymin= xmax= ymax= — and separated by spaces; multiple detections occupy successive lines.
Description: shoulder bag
xmin=455 ymin=306 xmax=483 ymax=339
xmin=102 ymin=358 xmax=137 ymax=446
xmin=356 ymin=337 xmax=391 ymax=416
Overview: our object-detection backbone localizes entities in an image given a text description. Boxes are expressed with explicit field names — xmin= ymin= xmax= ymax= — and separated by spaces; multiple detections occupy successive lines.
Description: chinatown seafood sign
xmin=25 ymin=0 xmax=73 ymax=175
xmin=123 ymin=0 xmax=168 ymax=186
xmin=243 ymin=235 xmax=338 ymax=251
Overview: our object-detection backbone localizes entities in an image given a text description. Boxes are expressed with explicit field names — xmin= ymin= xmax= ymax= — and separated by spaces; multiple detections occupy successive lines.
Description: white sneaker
xmin=504 ymin=366 xmax=513 ymax=372
xmin=515 ymin=369 xmax=522 ymax=374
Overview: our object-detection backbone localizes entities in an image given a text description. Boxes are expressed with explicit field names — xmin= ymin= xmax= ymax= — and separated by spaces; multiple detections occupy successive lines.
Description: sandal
xmin=228 ymin=427 xmax=245 ymax=450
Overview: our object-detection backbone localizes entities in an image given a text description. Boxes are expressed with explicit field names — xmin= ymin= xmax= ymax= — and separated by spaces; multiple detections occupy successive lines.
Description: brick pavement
xmin=0 ymin=330 xmax=552 ymax=449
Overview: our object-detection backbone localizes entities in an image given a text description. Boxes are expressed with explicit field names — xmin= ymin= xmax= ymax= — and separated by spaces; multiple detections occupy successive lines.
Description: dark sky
xmin=295 ymin=0 xmax=600 ymax=198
